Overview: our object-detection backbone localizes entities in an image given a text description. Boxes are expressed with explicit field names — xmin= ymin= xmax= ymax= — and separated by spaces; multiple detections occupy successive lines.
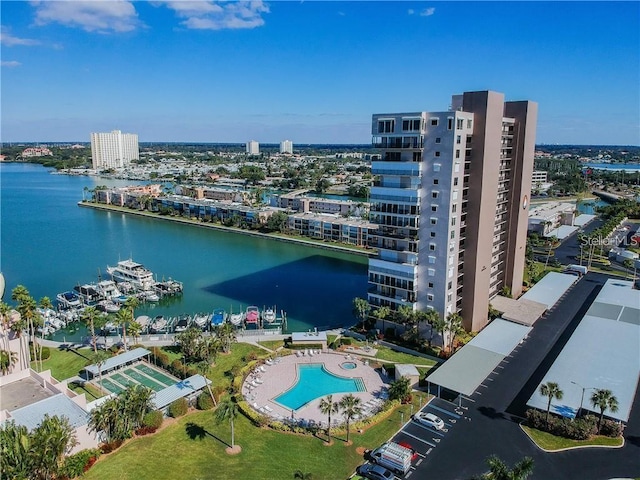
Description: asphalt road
xmin=384 ymin=272 xmax=640 ymax=480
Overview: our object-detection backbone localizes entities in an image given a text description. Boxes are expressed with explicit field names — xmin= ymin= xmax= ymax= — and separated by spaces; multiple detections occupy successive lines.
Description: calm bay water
xmin=0 ymin=163 xmax=368 ymax=336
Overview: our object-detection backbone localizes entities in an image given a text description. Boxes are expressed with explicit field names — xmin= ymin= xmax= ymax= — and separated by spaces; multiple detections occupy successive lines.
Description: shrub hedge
xmin=142 ymin=410 xmax=164 ymax=430
xmin=197 ymin=392 xmax=215 ymax=410
xmin=525 ymin=409 xmax=622 ymax=439
xmin=59 ymin=448 xmax=101 ymax=479
xmin=168 ymin=398 xmax=189 ymax=418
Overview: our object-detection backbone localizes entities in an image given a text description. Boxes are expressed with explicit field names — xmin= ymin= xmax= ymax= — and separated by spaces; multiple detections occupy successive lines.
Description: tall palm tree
xmin=195 ymin=360 xmax=217 ymax=406
xmin=372 ymin=305 xmax=390 ymax=333
xmin=218 ymin=322 xmax=236 ymax=354
xmin=114 ymin=307 xmax=131 ymax=351
xmin=0 ymin=301 xmax=12 ymax=350
xmin=444 ymin=312 xmax=465 ymax=353
xmin=426 ymin=309 xmax=443 ymax=348
xmin=215 ymin=397 xmax=239 ymax=449
xmin=319 ymin=395 xmax=339 ymax=444
xmin=476 ymin=455 xmax=534 ymax=480
xmin=590 ymin=389 xmax=619 ymax=434
xmin=88 ymin=350 xmax=111 ymax=392
xmin=0 ymin=349 xmax=18 ymax=375
xmin=539 ymin=382 xmax=563 ymax=426
xmin=37 ymin=297 xmax=53 ymax=370
xmin=127 ymin=319 xmax=142 ymax=345
xmin=81 ymin=306 xmax=100 ymax=353
xmin=339 ymin=394 xmax=363 ymax=444
xmin=352 ymin=297 xmax=370 ymax=331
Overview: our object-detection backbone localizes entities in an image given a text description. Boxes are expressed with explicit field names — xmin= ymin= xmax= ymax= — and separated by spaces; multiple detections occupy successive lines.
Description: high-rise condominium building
xmin=368 ymin=91 xmax=537 ymax=332
xmin=246 ymin=140 xmax=260 ymax=155
xmin=90 ymin=130 xmax=139 ymax=170
xmin=280 ymin=140 xmax=293 ymax=154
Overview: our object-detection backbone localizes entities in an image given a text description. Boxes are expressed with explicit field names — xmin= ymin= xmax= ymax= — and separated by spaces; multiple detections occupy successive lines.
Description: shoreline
xmin=78 ymin=201 xmax=375 ymax=258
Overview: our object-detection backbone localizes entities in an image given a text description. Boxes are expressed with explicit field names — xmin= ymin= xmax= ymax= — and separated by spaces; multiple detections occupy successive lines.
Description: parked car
xmin=357 ymin=463 xmax=394 ymax=480
xmin=413 ymin=412 xmax=445 ymax=430
xmin=397 ymin=441 xmax=419 ymax=462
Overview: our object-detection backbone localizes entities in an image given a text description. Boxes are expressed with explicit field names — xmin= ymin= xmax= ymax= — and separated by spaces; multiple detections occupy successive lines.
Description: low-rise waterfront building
xmin=22 ymin=147 xmax=53 ymax=157
xmin=286 ymin=212 xmax=376 ymax=246
xmin=527 ymin=202 xmax=576 ymax=236
xmin=272 ymin=192 xmax=367 ymax=217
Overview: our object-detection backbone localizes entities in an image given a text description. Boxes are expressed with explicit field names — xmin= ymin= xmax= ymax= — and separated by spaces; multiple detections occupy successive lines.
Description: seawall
xmin=78 ymin=201 xmax=375 ymax=258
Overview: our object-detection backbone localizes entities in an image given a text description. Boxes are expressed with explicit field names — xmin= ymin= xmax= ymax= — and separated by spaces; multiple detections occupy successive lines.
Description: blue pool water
xmin=274 ymin=363 xmax=365 ymax=411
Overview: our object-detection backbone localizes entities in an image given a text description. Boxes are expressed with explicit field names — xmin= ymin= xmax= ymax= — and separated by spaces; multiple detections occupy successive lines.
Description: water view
xmin=0 ymin=163 xmax=368 ymax=338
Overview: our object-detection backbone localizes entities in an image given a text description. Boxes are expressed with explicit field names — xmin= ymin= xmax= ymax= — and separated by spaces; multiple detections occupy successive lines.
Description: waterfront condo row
xmin=367 ymin=90 xmax=537 ymax=332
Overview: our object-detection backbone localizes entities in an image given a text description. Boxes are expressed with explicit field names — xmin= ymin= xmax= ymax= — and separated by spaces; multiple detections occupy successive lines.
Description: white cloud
xmin=159 ymin=0 xmax=270 ymax=30
xmin=0 ymin=27 xmax=40 ymax=46
xmin=407 ymin=9 xmax=414 ymax=15
xmin=420 ymin=7 xmax=435 ymax=17
xmin=1 ymin=60 xmax=22 ymax=68
xmin=31 ymin=0 xmax=141 ymax=33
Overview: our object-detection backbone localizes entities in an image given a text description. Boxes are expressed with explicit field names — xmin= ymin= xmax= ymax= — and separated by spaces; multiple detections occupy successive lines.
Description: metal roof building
xmin=527 ymin=279 xmax=640 ymax=422
xmin=152 ymin=374 xmax=211 ymax=411
xmin=519 ymin=272 xmax=577 ymax=309
xmin=7 ymin=393 xmax=90 ymax=431
xmin=426 ymin=319 xmax=532 ymax=397
xmin=84 ymin=347 xmax=151 ymax=377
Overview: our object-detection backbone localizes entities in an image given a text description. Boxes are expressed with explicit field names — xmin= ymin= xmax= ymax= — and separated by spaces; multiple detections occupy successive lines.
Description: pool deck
xmin=243 ymin=351 xmax=389 ymax=426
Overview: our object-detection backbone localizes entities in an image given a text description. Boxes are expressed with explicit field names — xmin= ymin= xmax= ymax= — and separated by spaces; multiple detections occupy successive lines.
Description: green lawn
xmin=206 ymin=343 xmax=269 ymax=391
xmin=521 ymin=425 xmax=623 ymax=451
xmin=374 ymin=346 xmax=437 ymax=367
xmin=256 ymin=339 xmax=285 ymax=351
xmin=31 ymin=347 xmax=93 ymax=381
xmin=84 ymin=396 xmax=426 ymax=480
xmin=69 ymin=382 xmax=105 ymax=401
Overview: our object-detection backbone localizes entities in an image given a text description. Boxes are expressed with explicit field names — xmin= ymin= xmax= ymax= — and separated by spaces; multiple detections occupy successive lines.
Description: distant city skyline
xmin=1 ymin=1 xmax=638 ymax=145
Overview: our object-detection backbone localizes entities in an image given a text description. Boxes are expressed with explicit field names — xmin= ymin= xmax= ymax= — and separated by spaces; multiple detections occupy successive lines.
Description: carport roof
xmin=527 ymin=279 xmax=640 ymax=422
xmin=426 ymin=319 xmax=532 ymax=397
xmin=490 ymin=295 xmax=547 ymax=326
xmin=84 ymin=347 xmax=151 ymax=376
xmin=520 ymin=272 xmax=577 ymax=309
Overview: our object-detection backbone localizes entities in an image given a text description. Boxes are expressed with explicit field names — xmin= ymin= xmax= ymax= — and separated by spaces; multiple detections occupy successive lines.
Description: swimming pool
xmin=274 ymin=363 xmax=365 ymax=411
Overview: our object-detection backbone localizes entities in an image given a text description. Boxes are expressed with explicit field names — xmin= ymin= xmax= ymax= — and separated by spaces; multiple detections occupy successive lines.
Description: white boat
xmin=56 ymin=291 xmax=82 ymax=309
xmin=262 ymin=308 xmax=276 ymax=324
xmin=135 ymin=315 xmax=151 ymax=330
xmin=141 ymin=290 xmax=160 ymax=302
xmin=229 ymin=312 xmax=244 ymax=326
xmin=150 ymin=315 xmax=167 ymax=333
xmin=97 ymin=300 xmax=120 ymax=313
xmin=95 ymin=280 xmax=123 ymax=301
xmin=106 ymin=259 xmax=155 ymax=291
xmin=193 ymin=313 xmax=210 ymax=329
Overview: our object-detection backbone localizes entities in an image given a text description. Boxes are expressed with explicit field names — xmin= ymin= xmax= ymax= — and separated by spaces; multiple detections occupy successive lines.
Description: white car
xmin=414 ymin=412 xmax=445 ymax=430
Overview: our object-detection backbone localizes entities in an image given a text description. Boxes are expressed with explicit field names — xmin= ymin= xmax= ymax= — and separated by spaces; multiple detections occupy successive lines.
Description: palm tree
xmin=319 ymin=395 xmax=339 ymax=444
xmin=590 ymin=389 xmax=619 ymax=434
xmin=37 ymin=296 xmax=53 ymax=369
xmin=127 ymin=319 xmax=142 ymax=345
xmin=539 ymin=382 xmax=563 ymax=426
xmin=114 ymin=307 xmax=131 ymax=351
xmin=352 ymin=297 xmax=370 ymax=331
xmin=215 ymin=397 xmax=239 ymax=450
xmin=339 ymin=394 xmax=363 ymax=444
xmin=0 ymin=349 xmax=18 ymax=375
xmin=88 ymin=350 xmax=111 ymax=392
xmin=218 ymin=322 xmax=236 ymax=354
xmin=444 ymin=312 xmax=465 ymax=353
xmin=389 ymin=376 xmax=411 ymax=403
xmin=195 ymin=360 xmax=217 ymax=406
xmin=372 ymin=305 xmax=390 ymax=333
xmin=81 ymin=306 xmax=100 ymax=353
xmin=425 ymin=309 xmax=443 ymax=348
xmin=475 ymin=455 xmax=534 ymax=480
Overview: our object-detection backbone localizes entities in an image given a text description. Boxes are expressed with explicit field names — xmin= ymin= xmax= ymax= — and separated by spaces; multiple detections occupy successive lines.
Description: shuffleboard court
xmin=136 ymin=364 xmax=177 ymax=387
xmin=123 ymin=368 xmax=166 ymax=392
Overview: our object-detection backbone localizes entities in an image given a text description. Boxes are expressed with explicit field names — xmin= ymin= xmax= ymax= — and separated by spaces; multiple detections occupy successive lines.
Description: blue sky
xmin=1 ymin=1 xmax=638 ymax=145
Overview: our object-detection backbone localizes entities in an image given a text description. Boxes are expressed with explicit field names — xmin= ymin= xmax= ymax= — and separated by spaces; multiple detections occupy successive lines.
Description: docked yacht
xmin=106 ymin=259 xmax=155 ymax=291
xmin=150 ymin=315 xmax=168 ymax=333
xmin=73 ymin=283 xmax=101 ymax=305
xmin=95 ymin=280 xmax=123 ymax=301
xmin=141 ymin=290 xmax=160 ymax=302
xmin=97 ymin=300 xmax=120 ymax=313
xmin=229 ymin=312 xmax=244 ymax=326
xmin=173 ymin=315 xmax=190 ymax=333
xmin=56 ymin=291 xmax=82 ymax=309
